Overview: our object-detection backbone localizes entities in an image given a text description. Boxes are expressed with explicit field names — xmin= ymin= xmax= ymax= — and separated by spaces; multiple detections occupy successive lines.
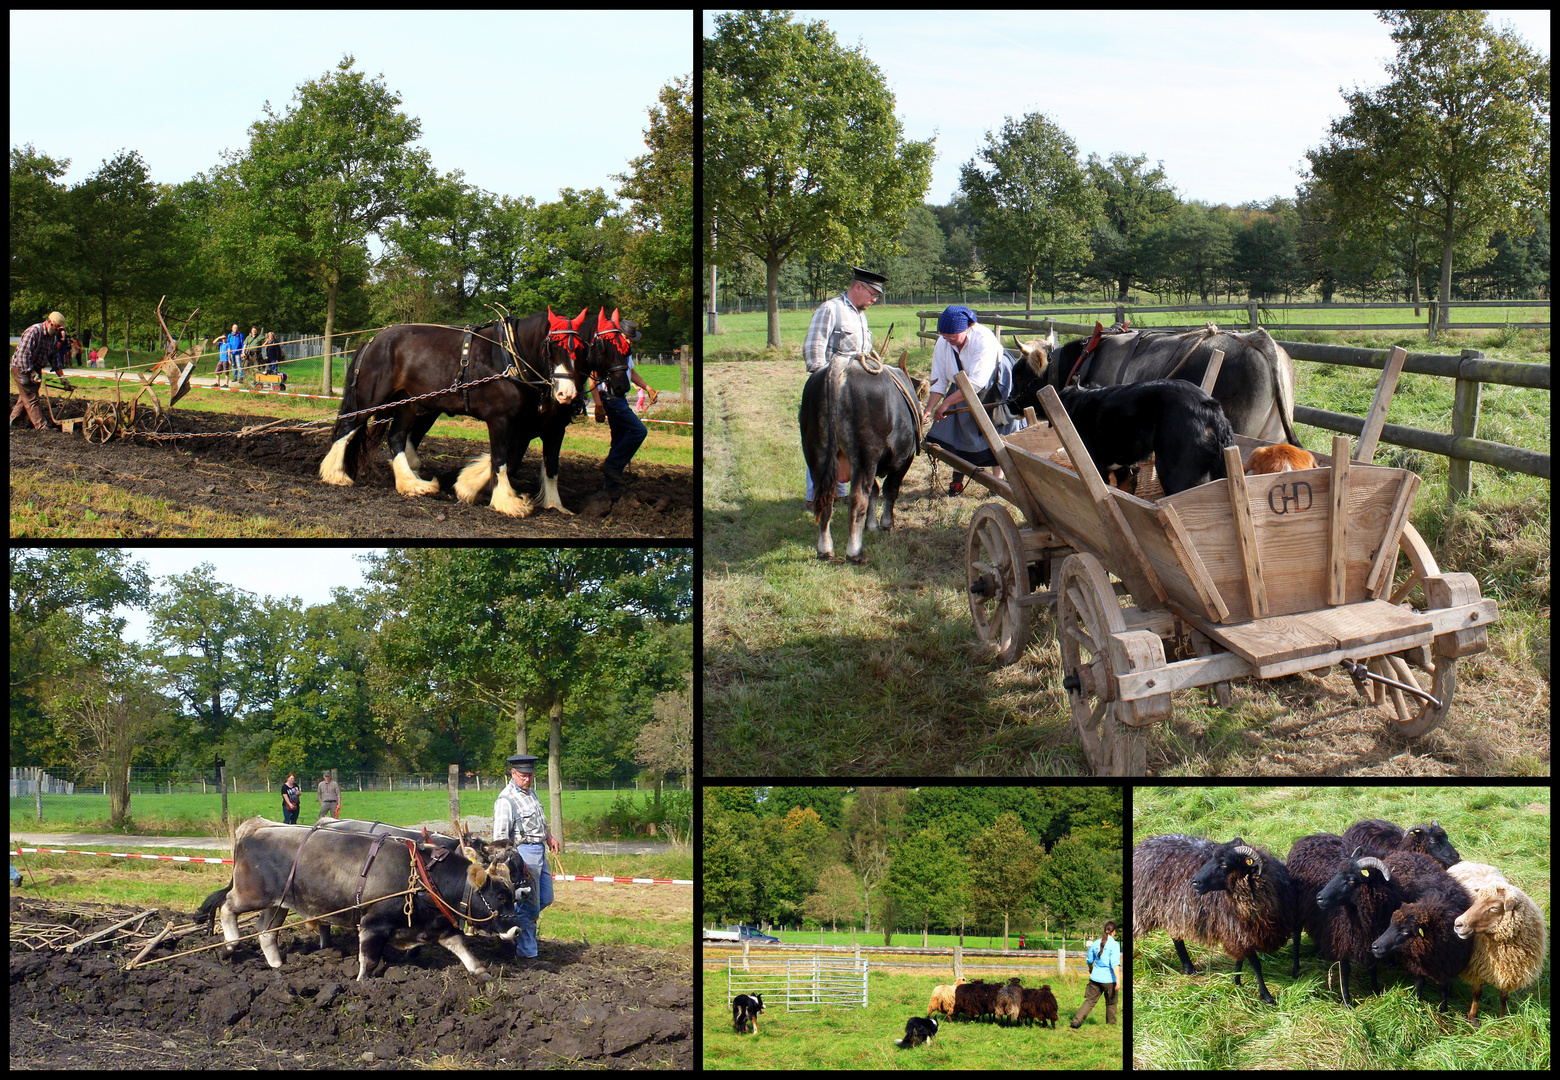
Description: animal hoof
xmin=846 ymin=553 xmax=865 ymax=564
xmin=817 ymin=552 xmax=832 ymax=560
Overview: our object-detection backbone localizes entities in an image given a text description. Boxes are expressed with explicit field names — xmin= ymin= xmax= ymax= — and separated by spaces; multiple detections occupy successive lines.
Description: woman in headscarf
xmin=922 ymin=305 xmax=1025 ymax=494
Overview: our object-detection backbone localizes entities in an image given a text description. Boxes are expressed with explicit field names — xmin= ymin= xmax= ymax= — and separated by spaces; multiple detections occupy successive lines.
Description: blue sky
xmin=704 ymin=10 xmax=1549 ymax=207
xmin=13 ymin=11 xmax=692 ymax=206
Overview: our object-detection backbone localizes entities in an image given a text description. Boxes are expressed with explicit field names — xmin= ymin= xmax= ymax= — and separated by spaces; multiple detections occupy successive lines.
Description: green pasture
xmin=702 ymin=966 xmax=1119 ymax=1069
xmin=9 ymin=787 xmax=666 ymax=838
xmin=1133 ymin=786 xmax=1551 ymax=1069
xmin=703 ymin=300 xmax=1551 ymax=360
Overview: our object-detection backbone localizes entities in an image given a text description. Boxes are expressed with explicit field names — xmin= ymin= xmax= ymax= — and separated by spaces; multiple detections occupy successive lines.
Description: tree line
xmin=702 ymin=786 xmax=1122 ymax=945
xmin=11 ymin=57 xmax=693 ymax=388
xmin=705 ymin=10 xmax=1549 ymax=345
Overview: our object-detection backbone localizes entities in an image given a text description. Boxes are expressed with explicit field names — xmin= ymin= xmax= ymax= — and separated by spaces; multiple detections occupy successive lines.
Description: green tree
xmin=1306 ymin=10 xmax=1549 ymax=327
xmin=960 ymin=113 xmax=1103 ymax=309
xmin=703 ymin=10 xmax=935 ymax=345
xmin=235 ymin=55 xmax=427 ymax=394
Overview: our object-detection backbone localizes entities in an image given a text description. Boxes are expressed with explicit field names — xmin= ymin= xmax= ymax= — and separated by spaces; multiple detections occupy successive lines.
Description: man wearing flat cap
xmin=10 ymin=311 xmax=73 ymax=429
xmin=923 ymin=304 xmax=1025 ymax=494
xmin=495 ymin=754 xmax=558 ymax=959
xmin=799 ymin=266 xmax=886 ymax=509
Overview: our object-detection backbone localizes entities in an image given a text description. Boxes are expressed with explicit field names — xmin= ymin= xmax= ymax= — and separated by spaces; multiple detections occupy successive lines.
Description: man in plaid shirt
xmin=10 ymin=311 xmax=72 ymax=429
xmin=800 ymin=267 xmax=885 ymax=509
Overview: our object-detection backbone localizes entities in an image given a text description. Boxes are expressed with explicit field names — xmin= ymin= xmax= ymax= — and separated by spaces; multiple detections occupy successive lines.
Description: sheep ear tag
xmin=1417 ymin=927 xmax=1425 ymax=937
xmin=1361 ymin=868 xmax=1371 ymax=877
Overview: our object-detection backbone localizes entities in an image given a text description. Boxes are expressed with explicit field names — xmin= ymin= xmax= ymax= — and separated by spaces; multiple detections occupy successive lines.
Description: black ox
xmin=1011 ymin=326 xmax=1298 ymax=444
xmin=318 ymin=308 xmax=587 ymax=516
xmin=196 ymin=816 xmax=525 ymax=980
xmin=1057 ymin=379 xmax=1234 ymax=496
xmin=799 ymin=357 xmax=923 ymax=562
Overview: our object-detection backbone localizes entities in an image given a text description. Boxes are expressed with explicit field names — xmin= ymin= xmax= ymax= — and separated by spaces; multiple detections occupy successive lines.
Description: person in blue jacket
xmin=1071 ymin=920 xmax=1121 ymax=1027
xmin=227 ymin=324 xmax=245 ymax=382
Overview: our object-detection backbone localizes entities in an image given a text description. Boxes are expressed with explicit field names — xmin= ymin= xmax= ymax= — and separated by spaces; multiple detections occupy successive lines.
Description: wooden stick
xmin=66 ymin=908 xmax=158 ymax=953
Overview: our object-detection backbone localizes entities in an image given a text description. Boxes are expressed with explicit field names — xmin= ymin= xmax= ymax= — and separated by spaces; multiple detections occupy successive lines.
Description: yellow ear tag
xmin=1417 ymin=927 xmax=1425 ymax=937
xmin=1361 ymin=869 xmax=1371 ymax=877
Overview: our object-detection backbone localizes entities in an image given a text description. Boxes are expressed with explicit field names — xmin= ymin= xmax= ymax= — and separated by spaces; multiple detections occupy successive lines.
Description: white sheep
xmin=1452 ymin=880 xmax=1547 ymax=1024
xmin=1446 ymin=860 xmax=1509 ymax=895
xmin=926 ymin=976 xmax=966 ymax=1018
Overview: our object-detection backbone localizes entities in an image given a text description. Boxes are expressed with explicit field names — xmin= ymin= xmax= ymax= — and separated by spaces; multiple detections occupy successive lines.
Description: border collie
xmin=897 ymin=1014 xmax=939 ymax=1047
xmin=732 ymin=993 xmax=765 ymax=1034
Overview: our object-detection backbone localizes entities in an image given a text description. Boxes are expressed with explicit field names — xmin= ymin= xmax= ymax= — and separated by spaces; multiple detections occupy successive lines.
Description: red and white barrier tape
xmin=10 ymin=847 xmax=691 ymax=884
xmin=12 ymin=846 xmax=230 ymax=864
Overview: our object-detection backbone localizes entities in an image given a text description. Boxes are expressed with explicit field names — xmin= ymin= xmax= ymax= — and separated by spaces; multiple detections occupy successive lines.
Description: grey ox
xmin=197 ymin=816 xmax=525 ymax=980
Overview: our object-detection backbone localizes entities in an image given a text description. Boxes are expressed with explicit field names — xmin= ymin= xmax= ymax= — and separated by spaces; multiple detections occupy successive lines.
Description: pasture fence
xmin=726 ymin=954 xmax=869 ymax=1012
xmin=10 ymin=767 xmax=75 ymax=797
xmin=918 ymin=310 xmax=1551 ymax=504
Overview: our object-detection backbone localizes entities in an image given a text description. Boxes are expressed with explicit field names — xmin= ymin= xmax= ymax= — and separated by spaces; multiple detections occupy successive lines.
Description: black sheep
xmin=1285 ymin=832 xmax=1350 ymax=977
xmin=1371 ymin=890 xmax=1475 ymax=1011
xmin=1133 ymin=834 xmax=1296 ymax=1004
xmin=952 ymin=979 xmax=999 ymax=1022
xmin=1341 ymin=819 xmax=1461 ymax=869
xmin=1313 ymin=847 xmax=1416 ymax=1007
xmin=1021 ymin=985 xmax=1060 ymax=1028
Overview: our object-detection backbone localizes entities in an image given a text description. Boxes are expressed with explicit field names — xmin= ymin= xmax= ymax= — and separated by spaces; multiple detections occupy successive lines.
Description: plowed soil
xmin=10 ymin=396 xmax=692 ymax=538
xmin=9 ymin=896 xmax=691 ymax=1069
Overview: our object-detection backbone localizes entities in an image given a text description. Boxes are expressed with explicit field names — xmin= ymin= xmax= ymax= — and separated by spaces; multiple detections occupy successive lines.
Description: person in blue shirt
xmin=1070 ymin=920 xmax=1121 ymax=1028
xmin=227 ymin=324 xmax=245 ymax=382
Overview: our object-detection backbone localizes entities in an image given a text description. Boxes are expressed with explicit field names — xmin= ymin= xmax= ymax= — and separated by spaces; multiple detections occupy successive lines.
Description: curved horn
xmin=1231 ymin=843 xmax=1262 ymax=875
xmin=1356 ymin=856 xmax=1391 ymax=880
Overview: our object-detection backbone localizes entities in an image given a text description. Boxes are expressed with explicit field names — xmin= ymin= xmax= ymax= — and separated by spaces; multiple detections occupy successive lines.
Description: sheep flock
xmin=1134 ymin=817 xmax=1546 ymax=1025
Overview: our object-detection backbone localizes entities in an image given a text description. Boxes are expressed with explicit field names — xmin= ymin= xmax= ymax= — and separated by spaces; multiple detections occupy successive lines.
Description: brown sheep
xmin=1453 ymin=881 xmax=1547 ymax=1024
xmin=1021 ymin=984 xmax=1060 ymax=1028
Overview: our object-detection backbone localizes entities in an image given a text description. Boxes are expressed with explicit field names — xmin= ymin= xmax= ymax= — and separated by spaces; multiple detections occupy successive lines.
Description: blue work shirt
xmin=1087 ymin=934 xmax=1121 ymax=983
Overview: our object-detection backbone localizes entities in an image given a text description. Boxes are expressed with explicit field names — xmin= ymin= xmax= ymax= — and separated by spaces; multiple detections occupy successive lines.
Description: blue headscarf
xmin=937 ymin=305 xmax=978 ymax=334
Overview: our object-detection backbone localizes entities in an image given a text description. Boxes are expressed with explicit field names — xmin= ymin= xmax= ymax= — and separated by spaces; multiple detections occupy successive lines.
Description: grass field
xmin=703 ymin=300 xmax=1550 ymax=360
xmin=1132 ymin=785 xmax=1550 ymax=1069
xmin=9 ymin=787 xmax=668 ymax=838
xmin=702 ymin=966 xmax=1120 ymax=1069
xmin=9 ymin=788 xmax=692 ymax=939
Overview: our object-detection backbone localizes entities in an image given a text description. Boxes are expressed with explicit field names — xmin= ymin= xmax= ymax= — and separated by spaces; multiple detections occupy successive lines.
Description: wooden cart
xmin=925 ymin=347 xmax=1499 ymax=775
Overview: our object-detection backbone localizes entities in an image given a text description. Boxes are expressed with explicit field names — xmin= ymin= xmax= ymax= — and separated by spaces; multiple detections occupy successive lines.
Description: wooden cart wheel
xmin=966 ymin=502 xmax=1032 ymax=666
xmin=1369 ymin=522 xmax=1467 ymax=737
xmin=1057 ymin=553 xmax=1149 ymax=775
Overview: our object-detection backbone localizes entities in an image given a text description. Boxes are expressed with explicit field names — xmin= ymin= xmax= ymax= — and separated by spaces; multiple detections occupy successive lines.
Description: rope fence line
xmin=55 ymin=368 xmax=696 ymax=428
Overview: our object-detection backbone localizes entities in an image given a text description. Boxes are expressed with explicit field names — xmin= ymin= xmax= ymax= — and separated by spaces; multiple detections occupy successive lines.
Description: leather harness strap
xmin=280 ymin=823 xmax=323 ymax=907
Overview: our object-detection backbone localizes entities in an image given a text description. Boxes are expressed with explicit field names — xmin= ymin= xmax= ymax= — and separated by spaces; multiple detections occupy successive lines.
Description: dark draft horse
xmin=456 ymin=306 xmax=640 ymax=510
xmin=318 ymin=308 xmax=586 ymax=516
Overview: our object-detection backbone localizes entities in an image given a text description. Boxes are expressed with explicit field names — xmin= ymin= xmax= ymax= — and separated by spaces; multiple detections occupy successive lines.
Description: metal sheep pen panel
xmin=726 ymin=955 xmax=869 ymax=1011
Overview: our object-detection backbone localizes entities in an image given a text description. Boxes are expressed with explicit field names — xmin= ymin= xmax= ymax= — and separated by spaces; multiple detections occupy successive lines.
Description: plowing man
xmin=10 ymin=311 xmax=72 ymax=429
xmin=494 ymin=754 xmax=559 ymax=960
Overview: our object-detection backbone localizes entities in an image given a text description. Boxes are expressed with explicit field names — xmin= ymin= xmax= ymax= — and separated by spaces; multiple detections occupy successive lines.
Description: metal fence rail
xmin=726 ymin=955 xmax=869 ymax=1011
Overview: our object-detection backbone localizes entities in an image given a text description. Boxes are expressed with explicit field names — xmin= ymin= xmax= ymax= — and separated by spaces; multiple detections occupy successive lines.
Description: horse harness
xmin=454 ymin=316 xmax=579 ymax=411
